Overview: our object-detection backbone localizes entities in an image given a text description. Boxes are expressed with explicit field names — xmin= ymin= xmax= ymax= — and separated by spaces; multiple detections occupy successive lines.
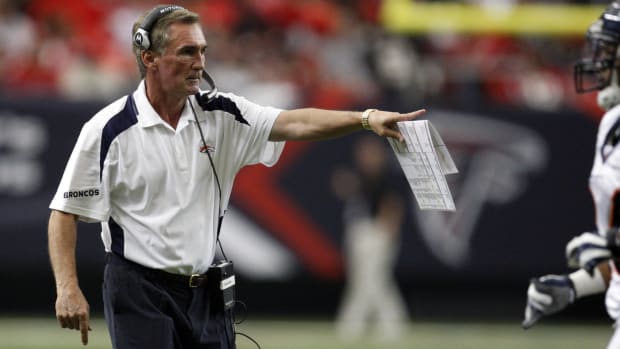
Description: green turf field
xmin=0 ymin=317 xmax=612 ymax=349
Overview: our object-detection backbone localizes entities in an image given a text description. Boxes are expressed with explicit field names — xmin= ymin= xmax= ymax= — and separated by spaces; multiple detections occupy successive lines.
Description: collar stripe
xmin=100 ymin=95 xmax=139 ymax=181
xmin=196 ymin=94 xmax=250 ymax=126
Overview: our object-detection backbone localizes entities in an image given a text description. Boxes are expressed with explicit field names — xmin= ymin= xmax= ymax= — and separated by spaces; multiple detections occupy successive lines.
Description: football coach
xmin=47 ymin=4 xmax=425 ymax=348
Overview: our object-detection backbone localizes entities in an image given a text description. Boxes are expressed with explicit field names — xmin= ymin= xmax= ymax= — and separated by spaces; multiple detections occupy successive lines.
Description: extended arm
xmin=48 ymin=210 xmax=91 ymax=345
xmin=269 ymin=108 xmax=426 ymax=142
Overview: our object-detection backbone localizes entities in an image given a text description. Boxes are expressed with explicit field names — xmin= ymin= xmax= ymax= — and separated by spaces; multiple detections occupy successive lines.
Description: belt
xmin=107 ymin=253 xmax=208 ymax=288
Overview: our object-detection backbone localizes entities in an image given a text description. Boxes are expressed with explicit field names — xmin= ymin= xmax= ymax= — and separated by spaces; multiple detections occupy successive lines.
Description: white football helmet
xmin=574 ymin=1 xmax=620 ymax=110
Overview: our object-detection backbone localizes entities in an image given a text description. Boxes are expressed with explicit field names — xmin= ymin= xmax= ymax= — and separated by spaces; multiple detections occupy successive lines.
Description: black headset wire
xmin=188 ymin=94 xmax=262 ymax=349
xmin=188 ymin=97 xmax=228 ymax=261
xmin=233 ymin=301 xmax=262 ymax=349
xmin=236 ymin=332 xmax=262 ymax=349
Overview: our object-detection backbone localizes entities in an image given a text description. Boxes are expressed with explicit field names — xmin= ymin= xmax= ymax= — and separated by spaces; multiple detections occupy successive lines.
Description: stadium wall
xmin=0 ymin=97 xmax=605 ymax=321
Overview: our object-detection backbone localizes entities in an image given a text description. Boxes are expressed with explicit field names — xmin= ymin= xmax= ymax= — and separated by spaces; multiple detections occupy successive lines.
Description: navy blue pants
xmin=103 ymin=254 xmax=236 ymax=349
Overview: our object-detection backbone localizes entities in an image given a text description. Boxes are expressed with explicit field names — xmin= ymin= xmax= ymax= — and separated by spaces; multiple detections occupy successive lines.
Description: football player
xmin=523 ymin=4 xmax=620 ymax=349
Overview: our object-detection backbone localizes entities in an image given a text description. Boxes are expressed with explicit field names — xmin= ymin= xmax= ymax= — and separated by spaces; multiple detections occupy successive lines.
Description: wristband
xmin=361 ymin=109 xmax=377 ymax=130
xmin=568 ymin=268 xmax=606 ymax=298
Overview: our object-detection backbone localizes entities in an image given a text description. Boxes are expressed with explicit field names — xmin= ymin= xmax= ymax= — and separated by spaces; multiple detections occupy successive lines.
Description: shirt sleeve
xmin=49 ymin=120 xmax=110 ymax=223
xmin=220 ymin=92 xmax=285 ymax=168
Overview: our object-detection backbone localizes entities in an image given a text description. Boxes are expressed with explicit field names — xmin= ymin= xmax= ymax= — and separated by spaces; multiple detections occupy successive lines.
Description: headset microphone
xmin=199 ymin=69 xmax=218 ymax=105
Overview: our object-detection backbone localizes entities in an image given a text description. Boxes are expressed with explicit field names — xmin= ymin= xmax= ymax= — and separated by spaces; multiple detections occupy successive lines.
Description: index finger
xmin=392 ymin=109 xmax=426 ymax=122
xmin=80 ymin=314 xmax=90 ymax=345
xmin=385 ymin=109 xmax=427 ymax=142
xmin=521 ymin=307 xmax=542 ymax=329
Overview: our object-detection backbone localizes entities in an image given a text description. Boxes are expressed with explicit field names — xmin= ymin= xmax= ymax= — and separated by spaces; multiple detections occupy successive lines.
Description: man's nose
xmin=193 ymin=54 xmax=205 ymax=70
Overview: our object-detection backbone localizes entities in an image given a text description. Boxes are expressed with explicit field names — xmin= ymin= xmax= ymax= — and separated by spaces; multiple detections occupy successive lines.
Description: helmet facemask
xmin=574 ymin=36 xmax=619 ymax=94
xmin=574 ymin=3 xmax=620 ymax=110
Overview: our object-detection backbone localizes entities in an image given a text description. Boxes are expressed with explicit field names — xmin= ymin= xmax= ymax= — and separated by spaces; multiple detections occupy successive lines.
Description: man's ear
xmin=141 ymin=50 xmax=157 ymax=71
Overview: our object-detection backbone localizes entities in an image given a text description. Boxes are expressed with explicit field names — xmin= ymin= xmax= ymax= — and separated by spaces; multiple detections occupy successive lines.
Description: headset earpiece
xmin=134 ymin=28 xmax=150 ymax=50
xmin=133 ymin=4 xmax=185 ymax=50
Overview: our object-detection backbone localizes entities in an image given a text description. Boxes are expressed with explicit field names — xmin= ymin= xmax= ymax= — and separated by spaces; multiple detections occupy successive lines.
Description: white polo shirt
xmin=50 ymin=81 xmax=285 ymax=275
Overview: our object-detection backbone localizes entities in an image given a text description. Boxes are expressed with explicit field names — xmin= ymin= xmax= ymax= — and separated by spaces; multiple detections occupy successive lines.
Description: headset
xmin=133 ymin=4 xmax=184 ymax=50
xmin=134 ymin=4 xmax=218 ymax=105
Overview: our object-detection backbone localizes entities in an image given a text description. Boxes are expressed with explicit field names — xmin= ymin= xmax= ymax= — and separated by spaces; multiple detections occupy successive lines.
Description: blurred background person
xmin=332 ymin=135 xmax=409 ymax=343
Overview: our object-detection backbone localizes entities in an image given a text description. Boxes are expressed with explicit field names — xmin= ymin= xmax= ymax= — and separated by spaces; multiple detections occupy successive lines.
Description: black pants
xmin=103 ymin=254 xmax=236 ymax=349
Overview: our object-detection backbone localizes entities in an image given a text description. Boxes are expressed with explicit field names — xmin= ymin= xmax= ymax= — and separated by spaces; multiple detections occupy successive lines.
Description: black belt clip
xmin=188 ymin=273 xmax=207 ymax=288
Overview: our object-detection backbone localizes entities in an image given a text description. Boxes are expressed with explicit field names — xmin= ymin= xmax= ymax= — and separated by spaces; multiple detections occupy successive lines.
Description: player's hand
xmin=368 ymin=109 xmax=426 ymax=142
xmin=565 ymin=231 xmax=611 ymax=274
xmin=55 ymin=287 xmax=92 ymax=345
xmin=522 ymin=274 xmax=575 ymax=329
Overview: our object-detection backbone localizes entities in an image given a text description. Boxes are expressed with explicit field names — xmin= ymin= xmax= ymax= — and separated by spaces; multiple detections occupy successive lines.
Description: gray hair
xmin=131 ymin=7 xmax=201 ymax=78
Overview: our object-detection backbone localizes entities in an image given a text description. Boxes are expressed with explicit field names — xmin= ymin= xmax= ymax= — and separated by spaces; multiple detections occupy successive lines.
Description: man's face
xmin=592 ymin=40 xmax=618 ymax=88
xmin=154 ymin=22 xmax=207 ymax=98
